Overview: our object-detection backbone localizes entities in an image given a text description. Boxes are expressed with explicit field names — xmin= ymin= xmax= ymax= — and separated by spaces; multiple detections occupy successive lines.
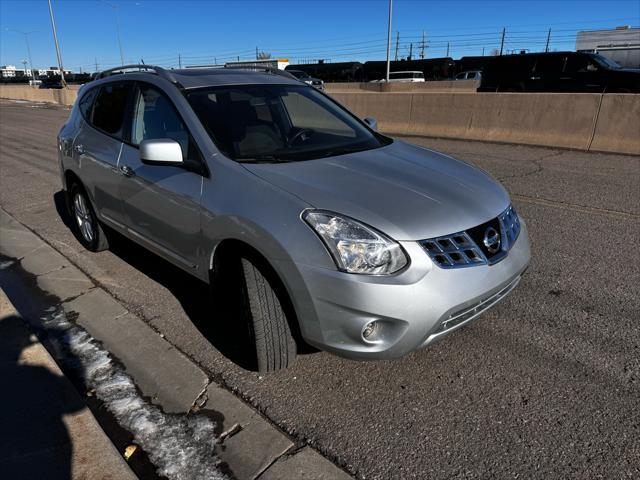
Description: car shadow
xmin=110 ymin=233 xmax=262 ymax=371
xmin=54 ymin=191 xmax=261 ymax=370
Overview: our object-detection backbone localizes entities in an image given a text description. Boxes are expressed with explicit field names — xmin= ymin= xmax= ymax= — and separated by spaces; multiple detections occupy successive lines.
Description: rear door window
xmin=91 ymin=82 xmax=132 ymax=138
xmin=534 ymin=56 xmax=566 ymax=75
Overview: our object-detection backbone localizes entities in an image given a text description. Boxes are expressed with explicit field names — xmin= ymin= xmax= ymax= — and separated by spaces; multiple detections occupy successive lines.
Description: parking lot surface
xmin=1 ymin=100 xmax=638 ymax=479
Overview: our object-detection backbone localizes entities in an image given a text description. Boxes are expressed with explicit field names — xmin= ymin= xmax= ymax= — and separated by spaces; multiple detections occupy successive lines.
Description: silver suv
xmin=58 ymin=65 xmax=530 ymax=371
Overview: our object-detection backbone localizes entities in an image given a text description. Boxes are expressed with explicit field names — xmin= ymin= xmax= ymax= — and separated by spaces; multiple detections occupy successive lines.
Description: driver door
xmin=117 ymin=82 xmax=206 ymax=273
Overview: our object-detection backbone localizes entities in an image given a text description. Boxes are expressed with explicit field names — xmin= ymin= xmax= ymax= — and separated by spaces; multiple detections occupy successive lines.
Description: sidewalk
xmin=0 ymin=206 xmax=353 ymax=479
xmin=0 ymin=289 xmax=137 ymax=480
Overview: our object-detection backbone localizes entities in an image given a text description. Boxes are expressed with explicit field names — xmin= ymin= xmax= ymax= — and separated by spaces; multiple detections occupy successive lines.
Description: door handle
xmin=119 ymin=165 xmax=135 ymax=177
xmin=74 ymin=144 xmax=85 ymax=154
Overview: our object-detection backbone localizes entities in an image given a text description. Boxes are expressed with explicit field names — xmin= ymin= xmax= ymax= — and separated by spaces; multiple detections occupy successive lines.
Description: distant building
xmin=0 ymin=65 xmax=17 ymax=78
xmin=576 ymin=26 xmax=640 ymax=68
xmin=1 ymin=65 xmax=75 ymax=80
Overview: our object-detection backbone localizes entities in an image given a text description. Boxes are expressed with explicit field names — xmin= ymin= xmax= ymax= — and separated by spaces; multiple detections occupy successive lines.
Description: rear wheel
xmin=240 ymin=257 xmax=297 ymax=372
xmin=69 ymin=182 xmax=109 ymax=252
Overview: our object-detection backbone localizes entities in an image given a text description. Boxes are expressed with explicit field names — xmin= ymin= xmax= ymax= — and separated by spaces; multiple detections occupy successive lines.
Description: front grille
xmin=419 ymin=204 xmax=521 ymax=269
xmin=420 ymin=232 xmax=485 ymax=268
xmin=500 ymin=204 xmax=521 ymax=246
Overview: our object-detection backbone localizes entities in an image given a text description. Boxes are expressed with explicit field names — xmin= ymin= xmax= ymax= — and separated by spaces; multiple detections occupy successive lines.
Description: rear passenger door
xmin=74 ymin=81 xmax=133 ymax=227
xmin=530 ymin=55 xmax=565 ymax=92
xmin=117 ymin=82 xmax=205 ymax=273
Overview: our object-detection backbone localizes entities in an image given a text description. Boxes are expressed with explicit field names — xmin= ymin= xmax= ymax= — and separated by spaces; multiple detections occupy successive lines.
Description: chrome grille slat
xmin=434 ymin=275 xmax=521 ymax=335
xmin=419 ymin=204 xmax=521 ymax=269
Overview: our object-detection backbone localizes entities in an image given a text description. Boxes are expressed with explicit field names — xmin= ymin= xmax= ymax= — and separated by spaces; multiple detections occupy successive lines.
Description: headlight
xmin=303 ymin=210 xmax=408 ymax=275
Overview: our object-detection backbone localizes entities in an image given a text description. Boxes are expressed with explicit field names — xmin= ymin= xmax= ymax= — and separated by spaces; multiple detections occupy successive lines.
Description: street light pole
xmin=6 ymin=29 xmax=37 ymax=83
xmin=47 ymin=0 xmax=66 ymax=86
xmin=100 ymin=0 xmax=125 ymax=65
xmin=385 ymin=0 xmax=392 ymax=82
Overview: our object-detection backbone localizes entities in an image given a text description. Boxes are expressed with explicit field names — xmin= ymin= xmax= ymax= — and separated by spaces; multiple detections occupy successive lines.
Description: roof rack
xmin=94 ymin=64 xmax=178 ymax=83
xmin=223 ymin=64 xmax=297 ymax=80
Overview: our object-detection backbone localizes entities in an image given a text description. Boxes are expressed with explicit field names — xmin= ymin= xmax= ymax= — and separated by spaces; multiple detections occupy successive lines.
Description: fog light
xmin=362 ymin=321 xmax=380 ymax=341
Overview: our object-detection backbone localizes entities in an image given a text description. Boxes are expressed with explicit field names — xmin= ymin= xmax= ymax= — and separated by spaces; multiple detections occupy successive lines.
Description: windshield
xmin=589 ymin=53 xmax=622 ymax=70
xmin=187 ymin=84 xmax=390 ymax=162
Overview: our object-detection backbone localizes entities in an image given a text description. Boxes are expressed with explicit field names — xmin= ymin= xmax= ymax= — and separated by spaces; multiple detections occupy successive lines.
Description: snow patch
xmin=42 ymin=308 xmax=228 ymax=480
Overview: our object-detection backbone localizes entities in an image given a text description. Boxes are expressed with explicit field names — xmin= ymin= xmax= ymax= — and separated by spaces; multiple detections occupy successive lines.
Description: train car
xmin=454 ymin=56 xmax=491 ymax=77
xmin=363 ymin=58 xmax=455 ymax=81
xmin=285 ymin=62 xmax=364 ymax=82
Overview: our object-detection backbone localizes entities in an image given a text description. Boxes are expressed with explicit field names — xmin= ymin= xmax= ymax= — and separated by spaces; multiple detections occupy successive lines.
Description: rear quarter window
xmin=78 ymin=87 xmax=98 ymax=120
xmin=91 ymin=82 xmax=132 ymax=137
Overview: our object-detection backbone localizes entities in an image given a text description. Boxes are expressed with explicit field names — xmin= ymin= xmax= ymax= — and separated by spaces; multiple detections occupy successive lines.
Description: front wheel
xmin=69 ymin=183 xmax=109 ymax=252
xmin=241 ymin=258 xmax=297 ymax=372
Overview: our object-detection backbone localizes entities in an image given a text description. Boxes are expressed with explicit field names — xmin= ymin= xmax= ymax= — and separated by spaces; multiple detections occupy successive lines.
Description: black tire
xmin=241 ymin=257 xmax=297 ymax=372
xmin=69 ymin=182 xmax=109 ymax=252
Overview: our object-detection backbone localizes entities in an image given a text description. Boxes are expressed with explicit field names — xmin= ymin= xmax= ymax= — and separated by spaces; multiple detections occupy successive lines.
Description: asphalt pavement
xmin=0 ymin=99 xmax=638 ymax=479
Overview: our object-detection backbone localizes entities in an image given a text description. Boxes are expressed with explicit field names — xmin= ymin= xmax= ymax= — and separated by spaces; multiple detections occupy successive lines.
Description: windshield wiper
xmin=319 ymin=145 xmax=371 ymax=158
xmin=237 ymin=155 xmax=287 ymax=164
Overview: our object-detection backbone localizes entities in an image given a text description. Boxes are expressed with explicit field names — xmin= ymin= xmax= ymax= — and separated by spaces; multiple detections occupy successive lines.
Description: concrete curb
xmin=0 ymin=208 xmax=353 ymax=480
xmin=0 ymin=288 xmax=137 ymax=480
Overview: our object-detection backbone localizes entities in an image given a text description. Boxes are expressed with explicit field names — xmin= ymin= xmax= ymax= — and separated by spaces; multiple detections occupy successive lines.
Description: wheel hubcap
xmin=73 ymin=193 xmax=94 ymax=243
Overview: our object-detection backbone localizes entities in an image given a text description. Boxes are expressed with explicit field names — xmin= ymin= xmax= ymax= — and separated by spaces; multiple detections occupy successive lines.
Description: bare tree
xmin=489 ymin=48 xmax=501 ymax=56
xmin=257 ymin=51 xmax=271 ymax=60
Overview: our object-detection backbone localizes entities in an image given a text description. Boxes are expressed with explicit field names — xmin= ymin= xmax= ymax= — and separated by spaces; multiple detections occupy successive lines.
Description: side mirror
xmin=139 ymin=139 xmax=183 ymax=165
xmin=363 ymin=117 xmax=378 ymax=131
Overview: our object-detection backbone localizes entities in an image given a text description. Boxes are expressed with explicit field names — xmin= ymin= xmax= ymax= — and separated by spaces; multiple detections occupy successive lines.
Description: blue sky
xmin=1 ymin=0 xmax=638 ymax=72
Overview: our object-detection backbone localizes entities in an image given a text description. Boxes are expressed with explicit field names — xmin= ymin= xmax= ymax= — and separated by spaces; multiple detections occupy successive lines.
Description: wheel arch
xmin=63 ymin=169 xmax=101 ymax=215
xmin=208 ymin=237 xmax=308 ymax=347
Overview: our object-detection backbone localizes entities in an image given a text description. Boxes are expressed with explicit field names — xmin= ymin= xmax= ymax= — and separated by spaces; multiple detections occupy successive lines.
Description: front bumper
xmin=282 ymin=221 xmax=531 ymax=360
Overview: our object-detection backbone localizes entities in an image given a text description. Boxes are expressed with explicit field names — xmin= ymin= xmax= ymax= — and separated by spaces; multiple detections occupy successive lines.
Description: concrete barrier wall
xmin=0 ymin=85 xmax=79 ymax=106
xmin=326 ymin=80 xmax=478 ymax=93
xmin=332 ymin=91 xmax=640 ymax=155
xmin=1 ymin=84 xmax=638 ymax=155
xmin=589 ymin=94 xmax=640 ymax=155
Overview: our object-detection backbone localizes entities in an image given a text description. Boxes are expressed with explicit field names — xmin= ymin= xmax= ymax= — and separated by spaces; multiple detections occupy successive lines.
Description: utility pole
xmin=385 ymin=0 xmax=393 ymax=82
xmin=545 ymin=28 xmax=551 ymax=52
xmin=420 ymin=31 xmax=426 ymax=59
xmin=482 ymin=47 xmax=485 ymax=56
xmin=408 ymin=42 xmax=413 ymax=60
xmin=394 ymin=31 xmax=399 ymax=61
xmin=499 ymin=27 xmax=506 ymax=56
xmin=178 ymin=53 xmax=182 ymax=68
xmin=446 ymin=42 xmax=450 ymax=57
xmin=256 ymin=46 xmax=259 ymax=60
xmin=47 ymin=0 xmax=66 ymax=86
xmin=95 ymin=58 xmax=99 ymax=72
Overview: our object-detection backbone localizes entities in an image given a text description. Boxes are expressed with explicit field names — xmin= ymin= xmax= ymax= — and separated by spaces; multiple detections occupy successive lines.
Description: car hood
xmin=243 ymin=140 xmax=511 ymax=240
